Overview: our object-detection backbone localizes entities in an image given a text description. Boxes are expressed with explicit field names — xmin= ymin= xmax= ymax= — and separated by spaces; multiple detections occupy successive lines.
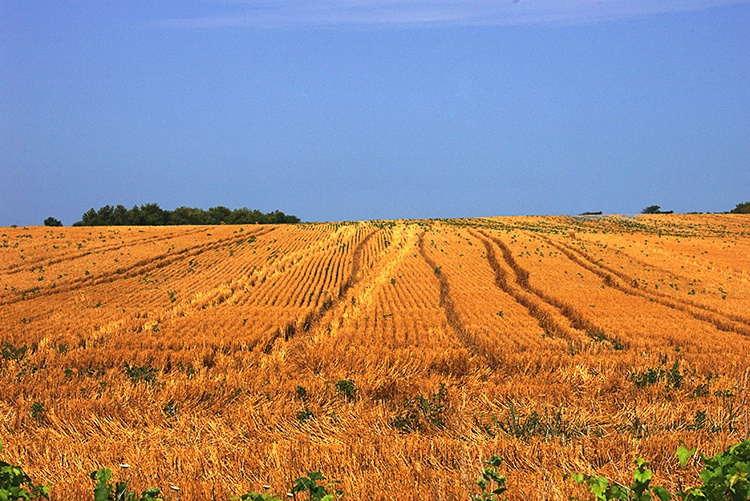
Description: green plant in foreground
xmin=295 ymin=385 xmax=308 ymax=401
xmin=472 ymin=455 xmax=507 ymax=501
xmin=296 ymin=406 xmax=315 ymax=422
xmin=4 ymin=436 xmax=750 ymax=500
xmin=234 ymin=472 xmax=341 ymax=501
xmin=233 ymin=492 xmax=282 ymax=501
xmin=90 ymin=468 xmax=162 ymax=501
xmin=393 ymin=383 xmax=447 ymax=433
xmin=0 ymin=440 xmax=50 ymax=500
xmin=29 ymin=402 xmax=45 ymax=424
xmin=571 ymin=440 xmax=750 ymax=501
xmin=677 ymin=440 xmax=750 ymax=500
xmin=291 ymin=472 xmax=342 ymax=501
xmin=122 ymin=362 xmax=158 ymax=385
xmin=335 ymin=379 xmax=358 ymax=402
xmin=571 ymin=457 xmax=670 ymax=501
xmin=1 ymin=342 xmax=27 ymax=362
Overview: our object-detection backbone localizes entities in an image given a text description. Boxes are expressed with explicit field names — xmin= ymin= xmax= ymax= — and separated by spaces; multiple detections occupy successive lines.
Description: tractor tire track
xmin=417 ymin=232 xmax=481 ymax=358
xmin=537 ymin=234 xmax=750 ymax=337
xmin=470 ymin=230 xmax=575 ymax=341
xmin=552 ymin=236 xmax=750 ymax=325
xmin=0 ymin=226 xmax=210 ymax=276
xmin=0 ymin=227 xmax=277 ymax=307
xmin=473 ymin=230 xmax=625 ymax=350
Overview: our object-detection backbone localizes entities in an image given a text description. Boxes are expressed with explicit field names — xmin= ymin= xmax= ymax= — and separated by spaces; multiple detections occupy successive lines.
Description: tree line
xmin=641 ymin=201 xmax=749 ymax=214
xmin=69 ymin=203 xmax=300 ymax=226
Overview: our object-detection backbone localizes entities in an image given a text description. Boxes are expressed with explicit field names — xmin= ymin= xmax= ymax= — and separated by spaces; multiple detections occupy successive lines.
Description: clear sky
xmin=1 ymin=1 xmax=749 ymax=225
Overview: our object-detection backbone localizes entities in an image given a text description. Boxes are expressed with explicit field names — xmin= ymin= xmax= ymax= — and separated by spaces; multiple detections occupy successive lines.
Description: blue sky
xmin=1 ymin=1 xmax=749 ymax=225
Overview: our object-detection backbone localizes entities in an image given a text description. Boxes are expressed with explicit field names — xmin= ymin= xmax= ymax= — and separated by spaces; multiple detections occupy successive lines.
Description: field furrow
xmin=541 ymin=234 xmax=750 ymax=332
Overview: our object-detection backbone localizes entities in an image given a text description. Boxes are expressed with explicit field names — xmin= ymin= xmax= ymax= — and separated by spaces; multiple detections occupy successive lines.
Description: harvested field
xmin=1 ymin=215 xmax=749 ymax=499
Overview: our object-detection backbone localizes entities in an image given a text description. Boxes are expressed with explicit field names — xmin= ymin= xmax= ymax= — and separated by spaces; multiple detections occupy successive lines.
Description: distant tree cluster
xmin=44 ymin=217 xmax=63 ymax=227
xmin=72 ymin=203 xmax=300 ymax=226
xmin=729 ymin=201 xmax=750 ymax=214
xmin=641 ymin=205 xmax=673 ymax=214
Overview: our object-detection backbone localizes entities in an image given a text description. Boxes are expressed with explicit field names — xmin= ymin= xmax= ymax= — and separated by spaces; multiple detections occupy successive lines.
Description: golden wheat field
xmin=1 ymin=215 xmax=749 ymax=500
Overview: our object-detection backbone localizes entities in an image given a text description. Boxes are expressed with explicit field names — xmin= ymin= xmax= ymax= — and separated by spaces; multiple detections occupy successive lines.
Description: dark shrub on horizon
xmin=72 ymin=203 xmax=300 ymax=226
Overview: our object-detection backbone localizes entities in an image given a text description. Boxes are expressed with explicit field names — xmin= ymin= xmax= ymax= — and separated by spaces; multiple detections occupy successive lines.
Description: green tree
xmin=73 ymin=203 xmax=300 ymax=226
xmin=228 ymin=207 xmax=257 ymax=224
xmin=207 ymin=206 xmax=232 ymax=224
xmin=96 ymin=205 xmax=116 ymax=225
xmin=112 ymin=205 xmax=129 ymax=225
xmin=729 ymin=201 xmax=750 ymax=214
xmin=43 ymin=217 xmax=62 ymax=227
xmin=642 ymin=205 xmax=662 ymax=214
xmin=74 ymin=208 xmax=100 ymax=226
xmin=572 ymin=458 xmax=670 ymax=501
xmin=171 ymin=206 xmax=205 ymax=225
xmin=139 ymin=203 xmax=168 ymax=225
